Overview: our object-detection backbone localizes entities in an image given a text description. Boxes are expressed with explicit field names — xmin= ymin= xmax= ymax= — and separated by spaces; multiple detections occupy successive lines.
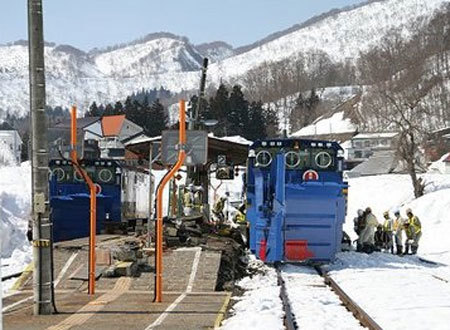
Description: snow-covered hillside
xmin=208 ymin=0 xmax=447 ymax=82
xmin=0 ymin=0 xmax=447 ymax=117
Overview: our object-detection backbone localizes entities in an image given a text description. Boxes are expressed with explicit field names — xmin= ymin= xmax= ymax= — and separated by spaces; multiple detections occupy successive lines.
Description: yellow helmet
xmin=383 ymin=211 xmax=389 ymax=217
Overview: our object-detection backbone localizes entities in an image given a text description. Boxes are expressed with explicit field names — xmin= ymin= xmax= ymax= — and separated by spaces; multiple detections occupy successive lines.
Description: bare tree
xmin=359 ymin=29 xmax=442 ymax=198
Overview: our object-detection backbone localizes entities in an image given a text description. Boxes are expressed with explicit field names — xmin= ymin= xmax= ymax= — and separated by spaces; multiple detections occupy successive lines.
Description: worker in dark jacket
xmin=353 ymin=209 xmax=365 ymax=252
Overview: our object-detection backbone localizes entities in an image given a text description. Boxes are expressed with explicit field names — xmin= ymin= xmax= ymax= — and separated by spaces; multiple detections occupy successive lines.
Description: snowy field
xmin=222 ymin=171 xmax=450 ymax=329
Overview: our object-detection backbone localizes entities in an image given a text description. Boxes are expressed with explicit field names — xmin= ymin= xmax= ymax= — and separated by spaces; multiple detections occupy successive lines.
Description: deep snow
xmin=0 ymin=161 xmax=32 ymax=293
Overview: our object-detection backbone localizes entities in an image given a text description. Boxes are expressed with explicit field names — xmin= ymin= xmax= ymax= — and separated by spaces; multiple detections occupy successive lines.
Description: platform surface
xmin=3 ymin=235 xmax=229 ymax=330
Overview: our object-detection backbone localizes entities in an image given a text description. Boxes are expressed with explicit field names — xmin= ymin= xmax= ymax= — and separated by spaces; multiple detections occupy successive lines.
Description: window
xmin=353 ymin=141 xmax=362 ymax=148
xmin=364 ymin=140 xmax=371 ymax=147
xmin=354 ymin=151 xmax=363 ymax=159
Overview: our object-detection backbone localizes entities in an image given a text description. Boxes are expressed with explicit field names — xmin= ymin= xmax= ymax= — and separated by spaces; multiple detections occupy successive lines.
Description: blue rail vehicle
xmin=49 ymin=159 xmax=122 ymax=242
xmin=246 ymin=139 xmax=348 ymax=263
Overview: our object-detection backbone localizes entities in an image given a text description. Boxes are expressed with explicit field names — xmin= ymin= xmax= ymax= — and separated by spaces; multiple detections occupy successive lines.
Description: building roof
xmin=444 ymin=153 xmax=450 ymax=163
xmin=126 ymin=134 xmax=250 ymax=165
xmin=353 ymin=132 xmax=398 ymax=139
xmin=350 ymin=150 xmax=399 ymax=176
xmin=54 ymin=116 xmax=100 ymax=129
xmin=102 ymin=115 xmax=126 ymax=137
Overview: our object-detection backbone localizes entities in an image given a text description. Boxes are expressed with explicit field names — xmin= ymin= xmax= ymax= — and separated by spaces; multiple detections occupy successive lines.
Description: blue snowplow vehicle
xmin=246 ymin=139 xmax=348 ymax=263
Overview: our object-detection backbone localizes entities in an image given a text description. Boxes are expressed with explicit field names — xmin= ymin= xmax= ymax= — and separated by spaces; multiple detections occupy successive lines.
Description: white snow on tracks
xmin=281 ymin=264 xmax=364 ymax=330
xmin=220 ymin=259 xmax=284 ymax=330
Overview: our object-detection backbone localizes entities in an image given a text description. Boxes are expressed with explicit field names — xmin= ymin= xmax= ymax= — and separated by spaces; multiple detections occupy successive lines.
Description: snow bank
xmin=291 ymin=111 xmax=356 ymax=137
xmin=344 ymin=174 xmax=450 ymax=233
xmin=0 ymin=161 xmax=32 ymax=293
xmin=220 ymin=259 xmax=283 ymax=330
xmin=405 ymin=189 xmax=450 ymax=264
xmin=0 ymin=142 xmax=16 ymax=166
xmin=328 ymin=252 xmax=450 ymax=330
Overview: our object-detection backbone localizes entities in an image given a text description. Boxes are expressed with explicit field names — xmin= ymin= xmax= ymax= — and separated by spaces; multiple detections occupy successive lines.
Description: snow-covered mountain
xmin=0 ymin=0 xmax=447 ymax=117
xmin=196 ymin=41 xmax=235 ymax=62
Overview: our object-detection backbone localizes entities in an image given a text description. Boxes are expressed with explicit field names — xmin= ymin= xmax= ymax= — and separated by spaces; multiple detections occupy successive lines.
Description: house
xmin=428 ymin=152 xmax=450 ymax=174
xmin=0 ymin=130 xmax=23 ymax=165
xmin=444 ymin=154 xmax=450 ymax=174
xmin=425 ymin=127 xmax=450 ymax=162
xmin=347 ymin=132 xmax=399 ymax=161
xmin=96 ymin=115 xmax=144 ymax=159
xmin=348 ymin=150 xmax=401 ymax=177
xmin=53 ymin=115 xmax=144 ymax=160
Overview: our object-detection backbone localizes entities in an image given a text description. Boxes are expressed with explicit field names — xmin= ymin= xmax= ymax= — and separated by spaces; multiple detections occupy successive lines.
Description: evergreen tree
xmin=209 ymin=84 xmax=230 ymax=136
xmin=228 ymin=85 xmax=249 ymax=136
xmin=245 ymin=101 xmax=267 ymax=140
xmin=104 ymin=103 xmax=115 ymax=116
xmin=114 ymin=101 xmax=124 ymax=114
xmin=147 ymin=99 xmax=167 ymax=137
xmin=85 ymin=101 xmax=102 ymax=117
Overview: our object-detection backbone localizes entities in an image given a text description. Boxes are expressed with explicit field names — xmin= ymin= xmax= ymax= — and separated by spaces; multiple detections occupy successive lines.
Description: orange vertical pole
xmin=155 ymin=100 xmax=186 ymax=302
xmin=70 ymin=105 xmax=97 ymax=295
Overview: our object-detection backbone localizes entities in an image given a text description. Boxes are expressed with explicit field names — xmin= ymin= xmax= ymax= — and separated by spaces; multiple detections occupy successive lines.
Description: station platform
xmin=3 ymin=235 xmax=231 ymax=330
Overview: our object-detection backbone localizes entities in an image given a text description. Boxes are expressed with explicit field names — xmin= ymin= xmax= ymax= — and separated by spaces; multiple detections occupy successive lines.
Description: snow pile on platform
xmin=291 ymin=111 xmax=356 ymax=137
xmin=0 ymin=161 xmax=32 ymax=292
xmin=220 ymin=260 xmax=283 ymax=330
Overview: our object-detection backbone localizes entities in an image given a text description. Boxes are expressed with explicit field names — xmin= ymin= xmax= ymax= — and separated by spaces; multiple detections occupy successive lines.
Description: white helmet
xmin=357 ymin=209 xmax=364 ymax=216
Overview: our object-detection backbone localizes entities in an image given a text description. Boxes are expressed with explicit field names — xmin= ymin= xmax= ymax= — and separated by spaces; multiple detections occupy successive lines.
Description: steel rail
xmin=314 ymin=266 xmax=383 ymax=330
xmin=275 ymin=266 xmax=298 ymax=330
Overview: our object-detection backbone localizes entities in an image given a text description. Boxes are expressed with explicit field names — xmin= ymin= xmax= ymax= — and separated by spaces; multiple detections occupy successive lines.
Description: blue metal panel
xmin=247 ymin=138 xmax=348 ymax=263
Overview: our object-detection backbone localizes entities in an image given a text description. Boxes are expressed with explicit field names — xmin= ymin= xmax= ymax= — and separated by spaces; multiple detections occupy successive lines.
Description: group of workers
xmin=353 ymin=207 xmax=422 ymax=255
xmin=183 ymin=183 xmax=204 ymax=216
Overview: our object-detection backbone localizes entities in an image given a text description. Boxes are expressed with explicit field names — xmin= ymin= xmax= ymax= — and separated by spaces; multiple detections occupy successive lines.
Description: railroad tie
xmin=46 ymin=277 xmax=131 ymax=330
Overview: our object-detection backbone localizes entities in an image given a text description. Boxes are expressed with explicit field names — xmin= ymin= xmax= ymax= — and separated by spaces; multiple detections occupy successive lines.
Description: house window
xmin=354 ymin=151 xmax=363 ymax=159
xmin=364 ymin=151 xmax=373 ymax=158
xmin=353 ymin=141 xmax=362 ymax=148
xmin=364 ymin=140 xmax=371 ymax=147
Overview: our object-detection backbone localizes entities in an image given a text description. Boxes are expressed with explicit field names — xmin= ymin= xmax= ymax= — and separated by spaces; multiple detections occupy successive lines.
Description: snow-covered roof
xmin=208 ymin=134 xmax=253 ymax=146
xmin=124 ymin=134 xmax=161 ymax=146
xmin=125 ymin=133 xmax=252 ymax=147
xmin=291 ymin=112 xmax=357 ymax=137
xmin=442 ymin=133 xmax=450 ymax=139
xmin=353 ymin=132 xmax=398 ymax=139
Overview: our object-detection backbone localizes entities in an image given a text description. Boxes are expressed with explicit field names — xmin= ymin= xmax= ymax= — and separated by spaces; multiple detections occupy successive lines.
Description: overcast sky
xmin=1 ymin=0 xmax=366 ymax=50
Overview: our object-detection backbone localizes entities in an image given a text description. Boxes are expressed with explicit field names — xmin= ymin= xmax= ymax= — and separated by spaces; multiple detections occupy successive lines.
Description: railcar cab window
xmin=311 ymin=148 xmax=335 ymax=170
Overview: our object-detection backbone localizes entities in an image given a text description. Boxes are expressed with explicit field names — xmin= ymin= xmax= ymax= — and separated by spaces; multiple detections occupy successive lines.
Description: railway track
xmin=276 ymin=264 xmax=383 ymax=330
xmin=276 ymin=266 xmax=297 ymax=330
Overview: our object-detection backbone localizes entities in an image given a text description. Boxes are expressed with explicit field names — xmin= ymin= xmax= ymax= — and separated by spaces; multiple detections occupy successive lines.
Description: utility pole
xmin=187 ymin=58 xmax=209 ymax=184
xmin=28 ymin=0 xmax=54 ymax=315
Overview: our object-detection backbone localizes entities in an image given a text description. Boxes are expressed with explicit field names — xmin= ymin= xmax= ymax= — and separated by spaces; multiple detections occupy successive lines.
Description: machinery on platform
xmin=246 ymin=139 xmax=348 ymax=263
xmin=48 ymin=159 xmax=149 ymax=241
